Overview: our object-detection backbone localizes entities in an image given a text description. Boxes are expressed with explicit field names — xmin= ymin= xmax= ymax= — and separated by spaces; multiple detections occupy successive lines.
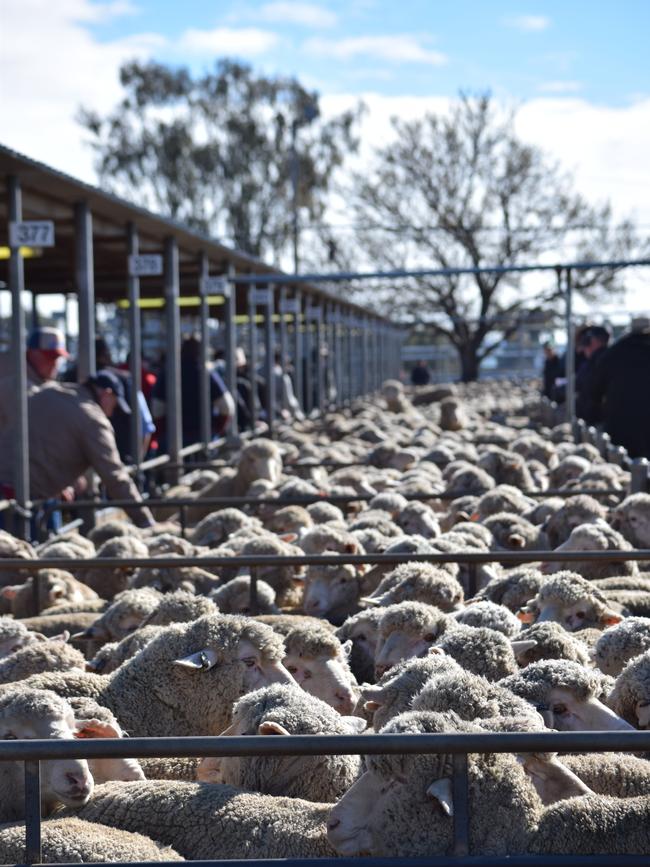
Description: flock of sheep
xmin=1 ymin=377 xmax=649 ymax=861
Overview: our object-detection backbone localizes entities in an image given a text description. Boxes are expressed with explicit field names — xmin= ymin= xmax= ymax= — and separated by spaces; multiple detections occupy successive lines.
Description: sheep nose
xmin=328 ymin=818 xmax=341 ymax=831
xmin=334 ymin=689 xmax=356 ymax=714
xmin=65 ymin=772 xmax=91 ymax=795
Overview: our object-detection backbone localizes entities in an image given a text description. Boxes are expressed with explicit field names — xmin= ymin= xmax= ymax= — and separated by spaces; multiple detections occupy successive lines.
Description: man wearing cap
xmin=0 ymin=327 xmax=69 ymax=433
xmin=0 ymin=372 xmax=155 ymax=528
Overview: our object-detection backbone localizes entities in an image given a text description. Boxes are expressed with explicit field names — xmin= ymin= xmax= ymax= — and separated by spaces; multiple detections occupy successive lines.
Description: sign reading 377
xmin=9 ymin=221 xmax=55 ymax=247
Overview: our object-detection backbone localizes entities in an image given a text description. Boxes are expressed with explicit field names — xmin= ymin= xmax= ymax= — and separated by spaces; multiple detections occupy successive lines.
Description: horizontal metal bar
xmin=1 ymin=730 xmax=648 ymax=761
xmin=0 ymin=549 xmax=648 ymax=571
xmin=33 ymin=487 xmax=626 ymax=513
xmin=11 ymin=858 xmax=650 ymax=867
xmin=228 ymin=257 xmax=650 ymax=285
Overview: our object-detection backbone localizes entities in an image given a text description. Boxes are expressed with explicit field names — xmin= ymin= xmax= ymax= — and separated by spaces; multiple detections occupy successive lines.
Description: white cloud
xmin=178 ymin=27 xmax=279 ymax=56
xmin=259 ymin=2 xmax=337 ymax=28
xmin=304 ymin=35 xmax=446 ymax=66
xmin=505 ymin=15 xmax=551 ymax=32
xmin=538 ymin=80 xmax=583 ymax=94
xmin=0 ymin=0 xmax=163 ymax=182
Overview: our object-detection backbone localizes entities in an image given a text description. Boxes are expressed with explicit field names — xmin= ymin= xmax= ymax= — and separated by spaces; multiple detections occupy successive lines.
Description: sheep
xmin=348 ymin=511 xmax=402 ymax=538
xmin=611 ymin=492 xmax=650 ymax=549
xmin=528 ymin=794 xmax=650 ymax=855
xmin=236 ymin=536 xmax=305 ymax=608
xmin=593 ymin=618 xmax=650 ymax=676
xmin=0 ymin=818 xmax=184 ymax=864
xmin=301 ymin=563 xmax=362 ymax=625
xmin=547 ymin=520 xmax=638 ymax=580
xmin=362 ymin=562 xmax=464 ymax=612
xmin=470 ymin=567 xmax=546 ymax=613
xmin=0 ymin=688 xmax=95 ymax=821
xmin=211 ymin=575 xmax=278 ymax=615
xmin=0 ymin=640 xmax=85 ymax=684
xmin=602 ymin=588 xmax=650 ymax=617
xmin=190 ymin=508 xmax=258 ymax=547
xmin=358 ymin=654 xmax=463 ymax=731
xmin=186 ymin=439 xmax=284 ymax=523
xmin=73 ymin=779 xmax=336 ymax=860
xmin=0 ymin=617 xmax=42 ymax=657
xmin=549 ymin=454 xmax=592 ymax=488
xmin=543 ymin=494 xmax=608 ymax=548
xmin=608 ymin=649 xmax=650 ymax=728
xmin=198 ymin=683 xmax=364 ymax=801
xmin=512 ymin=621 xmax=591 ymax=667
xmin=477 ymin=448 xmax=536 ymax=490
xmin=87 ymin=518 xmax=142 ymax=547
xmin=38 ymin=532 xmax=95 ymax=559
xmin=444 ymin=465 xmax=495 ymax=498
xmin=80 ymin=536 xmax=150 ymax=599
xmin=75 ymin=587 xmax=163 ymax=643
xmin=434 ymin=624 xmax=518 ymax=681
xmin=360 ymin=536 xmax=439 ymax=594
xmin=131 ymin=560 xmax=221 ymax=595
xmin=500 ymin=659 xmax=633 ymax=731
xmin=519 ymin=571 xmax=624 ymax=632
xmin=560 ymin=752 xmax=650 ymax=798
xmin=281 ymin=622 xmax=358 ymax=714
xmin=475 ymin=485 xmax=535 ymax=519
xmin=482 ymin=512 xmax=543 ymax=552
xmin=369 ymin=492 xmax=409 ymax=516
xmin=412 ymin=668 xmax=542 ymax=726
xmin=264 ymin=505 xmax=313 ymax=536
xmin=454 ymin=600 xmax=521 ymax=637
xmin=1 ymin=568 xmax=100 ymax=618
xmin=374 ymin=602 xmax=454 ymax=678
xmin=439 ymin=396 xmax=467 ymax=430
xmin=382 ymin=379 xmax=412 ymax=414
xmin=141 ymin=590 xmax=219 ymax=627
xmin=22 ymin=614 xmax=295 ymax=737
xmin=306 ymin=501 xmax=345 ymax=524
xmin=335 ymin=607 xmax=385 ymax=683
xmin=327 ymin=710 xmax=541 ymax=857
xmin=299 ymin=524 xmax=363 ymax=556
xmin=0 ymin=530 xmax=35 ymax=585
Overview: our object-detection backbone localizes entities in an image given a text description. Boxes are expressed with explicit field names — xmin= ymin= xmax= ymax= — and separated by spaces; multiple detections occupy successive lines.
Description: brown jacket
xmin=0 ymin=382 xmax=153 ymax=527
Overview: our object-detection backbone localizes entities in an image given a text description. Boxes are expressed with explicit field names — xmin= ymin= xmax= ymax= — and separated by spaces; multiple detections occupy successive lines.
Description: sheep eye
xmin=286 ymin=666 xmax=298 ymax=674
xmin=574 ymin=611 xmax=585 ymax=620
xmin=357 ymin=634 xmax=366 ymax=642
xmin=552 ymin=704 xmax=567 ymax=715
xmin=303 ymin=670 xmax=312 ymax=680
xmin=3 ymin=733 xmax=17 ymax=739
xmin=241 ymin=657 xmax=257 ymax=668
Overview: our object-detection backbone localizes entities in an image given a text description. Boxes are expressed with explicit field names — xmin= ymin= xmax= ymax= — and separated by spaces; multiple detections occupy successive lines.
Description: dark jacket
xmin=542 ymin=354 xmax=564 ymax=400
xmin=589 ymin=330 xmax=650 ymax=458
xmin=411 ymin=365 xmax=431 ymax=386
xmin=575 ymin=345 xmax=608 ymax=425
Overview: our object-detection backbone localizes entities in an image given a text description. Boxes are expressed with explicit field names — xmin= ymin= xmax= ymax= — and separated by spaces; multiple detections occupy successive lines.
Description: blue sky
xmin=85 ymin=0 xmax=649 ymax=105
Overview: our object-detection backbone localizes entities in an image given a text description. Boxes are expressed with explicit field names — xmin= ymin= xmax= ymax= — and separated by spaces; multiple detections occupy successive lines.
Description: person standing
xmin=589 ymin=318 xmax=650 ymax=458
xmin=540 ymin=342 xmax=564 ymax=400
xmin=575 ymin=326 xmax=610 ymax=424
xmin=410 ymin=360 xmax=431 ymax=386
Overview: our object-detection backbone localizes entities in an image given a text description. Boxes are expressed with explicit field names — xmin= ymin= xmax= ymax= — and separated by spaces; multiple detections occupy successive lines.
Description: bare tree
xmin=348 ymin=94 xmax=644 ymax=381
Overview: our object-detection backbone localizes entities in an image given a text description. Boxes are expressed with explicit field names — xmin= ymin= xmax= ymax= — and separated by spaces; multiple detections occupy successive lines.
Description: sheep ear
xmin=173 ymin=648 xmax=218 ymax=670
xmin=511 ymin=639 xmax=537 ymax=659
xmin=1 ymin=586 xmax=19 ymax=600
xmin=599 ymin=610 xmax=623 ymax=627
xmin=428 ymin=646 xmax=445 ymax=657
xmin=469 ymin=512 xmax=480 ymax=522
xmin=364 ymin=700 xmax=382 ymax=712
xmin=341 ymin=716 xmax=367 ymax=733
xmin=360 ymin=596 xmax=381 ymax=606
xmin=72 ymin=627 xmax=99 ymax=641
xmin=426 ymin=778 xmax=454 ymax=816
xmin=517 ymin=608 xmax=536 ymax=624
xmin=279 ymin=533 xmax=298 ymax=544
xmin=258 ymin=721 xmax=291 ymax=736
xmin=75 ymin=718 xmax=121 ymax=739
xmin=341 ymin=639 xmax=353 ymax=659
xmin=47 ymin=631 xmax=70 ymax=643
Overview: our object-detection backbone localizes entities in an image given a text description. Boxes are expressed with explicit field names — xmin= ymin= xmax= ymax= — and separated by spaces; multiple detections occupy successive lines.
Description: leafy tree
xmin=79 ymin=59 xmax=360 ymax=264
xmin=347 ymin=94 xmax=644 ymax=381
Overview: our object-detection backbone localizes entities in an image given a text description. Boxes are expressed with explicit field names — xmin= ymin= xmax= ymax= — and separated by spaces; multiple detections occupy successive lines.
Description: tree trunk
xmin=457 ymin=343 xmax=481 ymax=382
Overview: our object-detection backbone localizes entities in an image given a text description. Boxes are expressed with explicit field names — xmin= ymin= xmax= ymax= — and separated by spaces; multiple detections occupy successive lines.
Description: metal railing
xmin=1 ymin=730 xmax=649 ymax=866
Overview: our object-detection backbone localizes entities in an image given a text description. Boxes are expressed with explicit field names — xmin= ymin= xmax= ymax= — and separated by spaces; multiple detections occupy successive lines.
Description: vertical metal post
xmin=224 ymin=265 xmax=238 ymax=439
xmin=24 ymin=759 xmax=42 ymax=865
xmin=361 ymin=316 xmax=369 ymax=395
xmin=315 ymin=304 xmax=325 ymax=414
xmin=563 ymin=267 xmax=576 ymax=427
xmin=264 ymin=287 xmax=275 ymax=436
xmin=74 ymin=202 xmax=96 ymax=382
xmin=7 ymin=175 xmax=30 ymax=540
xmin=126 ymin=223 xmax=143 ymax=469
xmin=452 ymin=752 xmax=470 ymax=857
xmin=293 ymin=292 xmax=303 ymax=413
xmin=31 ymin=292 xmax=39 ymax=330
xmin=304 ymin=301 xmax=313 ymax=415
xmin=164 ymin=236 xmax=181 ymax=480
xmin=248 ymin=286 xmax=258 ymax=429
xmin=279 ymin=286 xmax=288 ymax=370
xmin=347 ymin=313 xmax=355 ymax=401
xmin=198 ymin=252 xmax=212 ymax=450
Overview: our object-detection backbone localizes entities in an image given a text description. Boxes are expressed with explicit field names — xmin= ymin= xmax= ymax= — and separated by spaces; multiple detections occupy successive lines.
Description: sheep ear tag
xmin=279 ymin=533 xmax=298 ymax=544
xmin=426 ymin=778 xmax=454 ymax=816
xmin=173 ymin=648 xmax=218 ymax=670
xmin=258 ymin=721 xmax=291 ymax=736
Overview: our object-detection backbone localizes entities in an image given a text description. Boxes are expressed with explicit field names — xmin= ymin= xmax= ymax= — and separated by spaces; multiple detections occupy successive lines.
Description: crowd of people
xmin=542 ymin=316 xmax=650 ymax=459
xmin=0 ymin=328 xmax=307 ymax=535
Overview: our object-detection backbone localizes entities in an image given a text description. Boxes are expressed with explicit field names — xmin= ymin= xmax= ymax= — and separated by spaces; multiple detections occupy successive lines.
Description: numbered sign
xmin=201 ymin=276 xmax=229 ymax=297
xmin=9 ymin=221 xmax=55 ymax=247
xmin=252 ymin=288 xmax=271 ymax=305
xmin=128 ymin=254 xmax=163 ymax=277
xmin=280 ymin=299 xmax=301 ymax=314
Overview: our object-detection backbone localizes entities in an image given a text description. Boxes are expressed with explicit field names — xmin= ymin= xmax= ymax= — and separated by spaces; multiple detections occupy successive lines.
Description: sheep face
xmin=302 ymin=565 xmax=360 ymax=624
xmin=0 ymin=691 xmax=93 ymax=812
xmin=283 ymin=647 xmax=358 ymax=715
xmin=240 ymin=444 xmax=283 ymax=487
xmin=396 ymin=504 xmax=440 ymax=538
xmin=327 ymin=770 xmax=395 ymax=855
xmin=0 ymin=622 xmax=40 ymax=658
xmin=520 ymin=595 xmax=621 ymax=632
xmin=544 ymin=687 xmax=635 ymax=732
xmin=611 ymin=494 xmax=650 ymax=548
xmin=374 ymin=629 xmax=432 ymax=678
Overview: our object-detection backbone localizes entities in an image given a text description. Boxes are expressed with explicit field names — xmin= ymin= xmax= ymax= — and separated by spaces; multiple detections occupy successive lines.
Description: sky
xmin=1 ymin=0 xmax=649 ymax=313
